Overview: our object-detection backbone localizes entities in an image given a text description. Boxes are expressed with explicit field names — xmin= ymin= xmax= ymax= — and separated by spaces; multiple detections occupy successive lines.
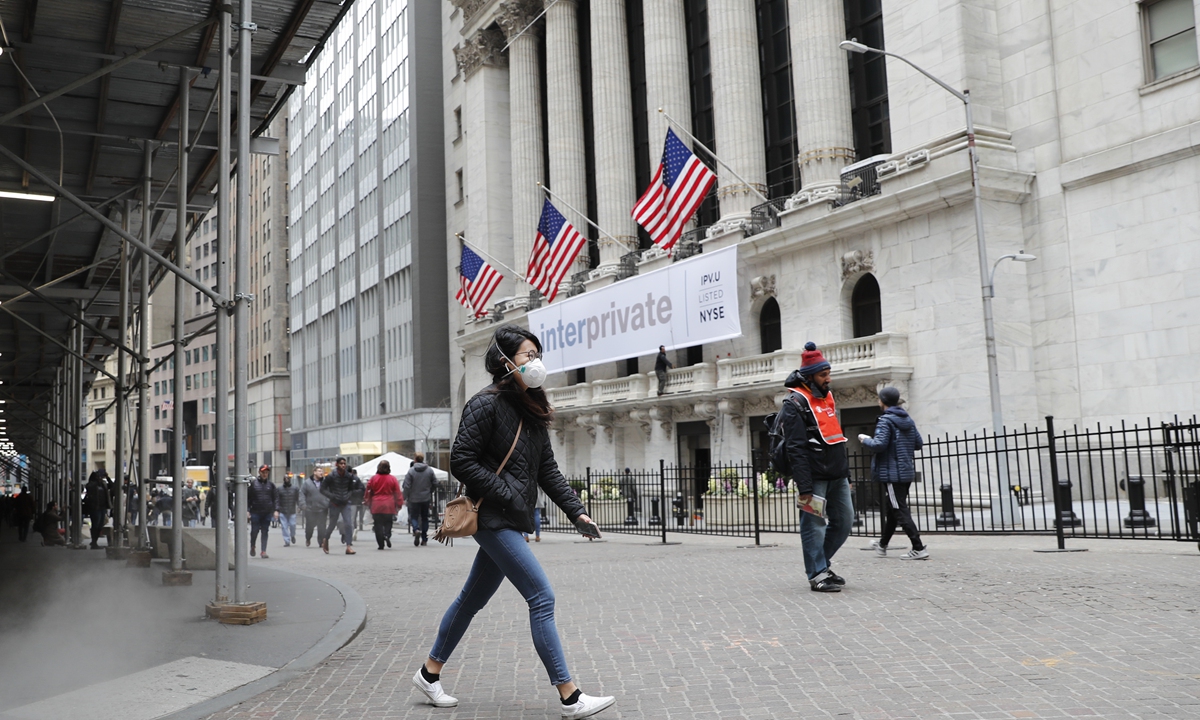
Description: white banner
xmin=528 ymin=244 xmax=741 ymax=373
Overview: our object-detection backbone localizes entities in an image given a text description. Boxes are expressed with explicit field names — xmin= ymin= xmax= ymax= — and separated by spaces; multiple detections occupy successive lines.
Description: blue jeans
xmin=279 ymin=513 xmax=297 ymax=545
xmin=322 ymin=504 xmax=355 ymax=545
xmin=250 ymin=512 xmax=273 ymax=552
xmin=799 ymin=477 xmax=853 ymax=580
xmin=430 ymin=528 xmax=571 ymax=685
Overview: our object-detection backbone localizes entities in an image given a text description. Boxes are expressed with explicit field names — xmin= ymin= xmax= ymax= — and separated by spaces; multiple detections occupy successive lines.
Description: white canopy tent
xmin=353 ymin=452 xmax=450 ymax=482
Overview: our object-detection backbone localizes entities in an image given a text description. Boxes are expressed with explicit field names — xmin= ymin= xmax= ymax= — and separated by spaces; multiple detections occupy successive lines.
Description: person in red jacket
xmin=365 ymin=460 xmax=404 ymax=549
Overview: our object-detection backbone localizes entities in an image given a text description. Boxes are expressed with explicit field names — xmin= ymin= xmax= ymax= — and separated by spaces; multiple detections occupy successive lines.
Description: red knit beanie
xmin=799 ymin=341 xmax=830 ymax=375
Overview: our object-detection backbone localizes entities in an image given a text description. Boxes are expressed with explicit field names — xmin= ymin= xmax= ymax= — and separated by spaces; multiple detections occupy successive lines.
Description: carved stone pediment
xmin=450 ymin=0 xmax=489 ymax=23
xmin=497 ymin=0 xmax=543 ymax=39
xmin=841 ymin=249 xmax=874 ymax=280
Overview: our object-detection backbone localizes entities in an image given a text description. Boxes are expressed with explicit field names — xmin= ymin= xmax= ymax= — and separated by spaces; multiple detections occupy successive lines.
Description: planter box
xmin=587 ymin=498 xmax=628 ymax=527
xmin=702 ymin=496 xmax=753 ymax=526
xmin=757 ymin=493 xmax=798 ymax=527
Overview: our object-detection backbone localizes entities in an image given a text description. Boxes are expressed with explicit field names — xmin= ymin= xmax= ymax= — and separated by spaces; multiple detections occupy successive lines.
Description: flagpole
xmin=536 ymin=182 xmax=627 ymax=248
xmin=658 ymin=107 xmax=771 ymax=206
xmin=455 ymin=232 xmax=527 ymax=283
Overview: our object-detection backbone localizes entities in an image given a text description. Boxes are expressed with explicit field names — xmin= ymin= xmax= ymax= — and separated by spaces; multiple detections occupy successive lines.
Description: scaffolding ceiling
xmin=0 ymin=0 xmax=351 ymax=461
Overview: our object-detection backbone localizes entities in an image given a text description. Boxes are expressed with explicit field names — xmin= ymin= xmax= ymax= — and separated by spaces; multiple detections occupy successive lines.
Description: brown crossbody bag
xmin=434 ymin=419 xmax=523 ymax=544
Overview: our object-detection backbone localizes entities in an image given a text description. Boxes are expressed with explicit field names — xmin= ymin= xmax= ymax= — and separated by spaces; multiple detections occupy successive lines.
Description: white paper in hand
xmin=797 ymin=494 xmax=828 ymax=521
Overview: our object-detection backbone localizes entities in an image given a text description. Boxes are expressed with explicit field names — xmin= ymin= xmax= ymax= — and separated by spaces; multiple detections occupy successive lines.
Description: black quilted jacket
xmin=451 ymin=387 xmax=585 ymax=534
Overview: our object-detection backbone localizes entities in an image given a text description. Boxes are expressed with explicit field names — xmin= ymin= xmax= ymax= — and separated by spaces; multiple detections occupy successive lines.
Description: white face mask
xmin=501 ymin=348 xmax=548 ymax=389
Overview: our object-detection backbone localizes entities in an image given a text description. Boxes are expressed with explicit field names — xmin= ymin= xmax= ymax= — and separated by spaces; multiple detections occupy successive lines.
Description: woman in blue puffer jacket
xmin=858 ymin=387 xmax=929 ymax=560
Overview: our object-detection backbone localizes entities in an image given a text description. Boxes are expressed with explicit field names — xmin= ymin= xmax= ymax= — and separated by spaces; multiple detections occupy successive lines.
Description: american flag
xmin=455 ymin=245 xmax=503 ymax=317
xmin=527 ymin=199 xmax=587 ymax=303
xmin=631 ymin=128 xmax=717 ymax=252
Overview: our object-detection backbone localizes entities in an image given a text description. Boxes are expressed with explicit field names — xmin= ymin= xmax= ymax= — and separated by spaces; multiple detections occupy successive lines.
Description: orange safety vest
xmin=790 ymin=386 xmax=847 ymax=445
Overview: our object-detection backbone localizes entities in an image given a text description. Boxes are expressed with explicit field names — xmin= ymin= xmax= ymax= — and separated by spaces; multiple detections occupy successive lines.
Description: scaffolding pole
xmin=169 ymin=68 xmax=189 ymax=581
xmin=233 ymin=0 xmax=254 ymax=603
xmin=138 ymin=143 xmax=153 ymax=551
xmin=214 ymin=0 xmax=233 ymax=603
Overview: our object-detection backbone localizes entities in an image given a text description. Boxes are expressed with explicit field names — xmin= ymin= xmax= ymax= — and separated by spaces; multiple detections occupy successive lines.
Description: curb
xmin=159 ymin=568 xmax=368 ymax=720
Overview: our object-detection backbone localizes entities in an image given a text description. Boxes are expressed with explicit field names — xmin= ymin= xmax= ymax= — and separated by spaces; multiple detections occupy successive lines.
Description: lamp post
xmin=840 ymin=39 xmax=1027 ymax=435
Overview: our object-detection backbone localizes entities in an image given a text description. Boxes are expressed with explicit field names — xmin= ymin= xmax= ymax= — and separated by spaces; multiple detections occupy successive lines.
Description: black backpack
xmin=763 ymin=395 xmax=804 ymax=478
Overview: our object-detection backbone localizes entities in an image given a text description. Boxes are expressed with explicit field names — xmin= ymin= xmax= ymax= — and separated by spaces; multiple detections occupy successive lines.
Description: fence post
xmin=659 ymin=459 xmax=667 ymax=543
xmin=1046 ymin=415 xmax=1067 ymax=549
xmin=585 ymin=467 xmax=592 ymax=522
xmin=1123 ymin=476 xmax=1156 ymax=528
xmin=936 ymin=482 xmax=961 ymax=527
xmin=751 ymin=466 xmax=761 ymax=546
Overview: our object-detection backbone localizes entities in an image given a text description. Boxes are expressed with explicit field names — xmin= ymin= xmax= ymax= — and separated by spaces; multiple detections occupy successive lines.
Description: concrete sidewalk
xmin=0 ymin=532 xmax=364 ymax=720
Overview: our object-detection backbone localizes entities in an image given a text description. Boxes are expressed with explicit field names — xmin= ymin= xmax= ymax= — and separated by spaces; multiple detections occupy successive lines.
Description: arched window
xmin=759 ymin=297 xmax=782 ymax=354
xmin=851 ymin=274 xmax=882 ymax=338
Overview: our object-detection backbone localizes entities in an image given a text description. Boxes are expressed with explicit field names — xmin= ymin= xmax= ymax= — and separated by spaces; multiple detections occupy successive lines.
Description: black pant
xmin=89 ymin=513 xmax=106 ymax=546
xmin=372 ymin=513 xmax=394 ymax=548
xmin=304 ymin=508 xmax=328 ymax=542
xmin=880 ymin=482 xmax=924 ymax=551
xmin=16 ymin=520 xmax=30 ymax=542
xmin=250 ymin=512 xmax=273 ymax=552
xmin=409 ymin=501 xmax=430 ymax=541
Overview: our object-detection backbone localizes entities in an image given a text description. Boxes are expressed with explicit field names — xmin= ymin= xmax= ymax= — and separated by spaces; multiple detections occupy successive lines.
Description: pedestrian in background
xmin=366 ymin=460 xmax=403 ymax=550
xmin=38 ymin=501 xmax=66 ymax=546
xmin=248 ymin=464 xmax=279 ymax=558
xmin=12 ymin=487 xmax=35 ymax=542
xmin=181 ymin=478 xmax=201 ymax=527
xmin=655 ymin=345 xmax=673 ymax=397
xmin=780 ymin=342 xmax=854 ymax=592
xmin=320 ymin=457 xmax=360 ymax=555
xmin=300 ymin=469 xmax=329 ymax=547
xmin=402 ymin=452 xmax=437 ymax=547
xmin=277 ymin=474 xmax=301 ymax=546
xmin=84 ymin=469 xmax=111 ymax=548
xmin=413 ymin=325 xmax=614 ymax=719
xmin=860 ymin=386 xmax=929 ymax=560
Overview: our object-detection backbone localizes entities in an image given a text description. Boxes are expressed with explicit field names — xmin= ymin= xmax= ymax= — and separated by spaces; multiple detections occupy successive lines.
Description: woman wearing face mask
xmin=412 ymin=325 xmax=615 ymax=719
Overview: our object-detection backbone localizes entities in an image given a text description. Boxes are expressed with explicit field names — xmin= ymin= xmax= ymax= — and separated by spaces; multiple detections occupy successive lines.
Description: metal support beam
xmin=138 ymin=144 xmax=152 ymax=551
xmin=0 ymin=142 xmax=227 ymax=307
xmin=233 ymin=0 xmax=254 ymax=603
xmin=114 ymin=202 xmax=129 ymax=547
xmin=170 ymin=68 xmax=188 ymax=574
xmin=214 ymin=0 xmax=232 ymax=603
xmin=0 ymin=304 xmax=118 ymax=381
xmin=0 ymin=18 xmax=219 ymax=126
xmin=0 ymin=185 xmax=139 ymax=265
xmin=72 ymin=315 xmax=84 ymax=547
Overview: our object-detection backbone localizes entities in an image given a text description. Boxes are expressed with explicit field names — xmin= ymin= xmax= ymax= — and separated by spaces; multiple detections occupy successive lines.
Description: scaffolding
xmin=0 ymin=0 xmax=353 ymax=603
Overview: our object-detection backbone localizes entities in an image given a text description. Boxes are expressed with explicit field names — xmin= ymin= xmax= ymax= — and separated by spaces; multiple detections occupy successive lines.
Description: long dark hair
xmin=484 ymin=324 xmax=553 ymax=427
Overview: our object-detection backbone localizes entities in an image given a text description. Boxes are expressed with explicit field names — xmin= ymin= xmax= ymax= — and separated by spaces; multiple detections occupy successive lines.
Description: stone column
xmin=707 ymin=0 xmax=767 ymax=224
xmin=590 ymin=0 xmax=638 ymax=273
xmin=789 ymin=0 xmax=855 ymax=193
xmin=499 ymin=0 xmax=545 ymax=295
xmin=544 ymin=0 xmax=591 ymax=275
xmin=642 ymin=0 xmax=692 ymax=169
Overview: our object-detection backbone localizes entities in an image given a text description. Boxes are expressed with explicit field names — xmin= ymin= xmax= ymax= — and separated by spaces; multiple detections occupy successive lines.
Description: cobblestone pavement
xmin=206 ymin=529 xmax=1200 ymax=719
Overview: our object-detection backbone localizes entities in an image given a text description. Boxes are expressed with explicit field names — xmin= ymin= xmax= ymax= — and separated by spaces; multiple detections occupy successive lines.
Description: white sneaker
xmin=900 ymin=548 xmax=929 ymax=560
xmin=561 ymin=692 xmax=616 ymax=719
xmin=874 ymin=543 xmax=887 ymax=558
xmin=412 ymin=668 xmax=458 ymax=707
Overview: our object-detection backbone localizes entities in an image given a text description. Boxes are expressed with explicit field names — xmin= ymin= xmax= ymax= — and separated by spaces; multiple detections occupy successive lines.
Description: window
xmin=759 ymin=298 xmax=782 ymax=354
xmin=455 ymin=169 xmax=464 ymax=204
xmin=851 ymin=274 xmax=882 ymax=338
xmin=195 ymin=291 xmax=201 ymax=306
xmin=1143 ymin=0 xmax=1199 ymax=81
xmin=154 ymin=429 xmax=161 ymax=443
xmin=453 ymin=106 xmax=462 ymax=140
xmin=757 ymin=0 xmax=797 ymax=198
xmin=155 ymin=406 xmax=160 ymax=420
xmin=845 ymin=0 xmax=891 ymax=158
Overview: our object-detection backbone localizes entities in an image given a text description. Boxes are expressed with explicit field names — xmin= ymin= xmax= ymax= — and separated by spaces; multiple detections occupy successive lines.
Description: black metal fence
xmin=529 ymin=416 xmax=1200 ymax=550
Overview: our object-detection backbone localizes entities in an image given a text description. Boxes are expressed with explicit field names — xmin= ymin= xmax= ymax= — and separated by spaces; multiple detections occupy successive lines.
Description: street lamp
xmin=840 ymin=39 xmax=1024 ymax=435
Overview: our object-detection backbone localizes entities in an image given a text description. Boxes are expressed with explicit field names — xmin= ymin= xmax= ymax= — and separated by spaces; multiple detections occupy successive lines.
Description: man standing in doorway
xmin=655 ymin=345 xmax=673 ymax=397
xmin=779 ymin=342 xmax=853 ymax=592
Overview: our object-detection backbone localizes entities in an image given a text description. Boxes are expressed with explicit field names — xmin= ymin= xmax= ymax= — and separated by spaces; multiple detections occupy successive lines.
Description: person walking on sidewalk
xmin=779 ymin=342 xmax=854 ymax=593
xmin=300 ymin=470 xmax=329 ymax=547
xmin=248 ymin=465 xmax=279 ymax=558
xmin=181 ymin=478 xmax=201 ymax=528
xmin=277 ymin=474 xmax=301 ymax=546
xmin=84 ymin=469 xmax=111 ymax=548
xmin=412 ymin=325 xmax=615 ymax=719
xmin=860 ymin=386 xmax=929 ymax=560
xmin=13 ymin=487 xmax=36 ymax=542
xmin=402 ymin=453 xmax=437 ymax=547
xmin=320 ymin=457 xmax=361 ymax=555
xmin=654 ymin=345 xmax=673 ymax=397
xmin=366 ymin=460 xmax=403 ymax=550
